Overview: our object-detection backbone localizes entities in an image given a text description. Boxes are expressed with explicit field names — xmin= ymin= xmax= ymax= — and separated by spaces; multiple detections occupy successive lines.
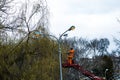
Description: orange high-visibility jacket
xmin=69 ymin=49 xmax=75 ymax=58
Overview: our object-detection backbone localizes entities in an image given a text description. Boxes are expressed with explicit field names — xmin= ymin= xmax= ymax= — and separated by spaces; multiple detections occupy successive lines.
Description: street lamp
xmin=58 ymin=26 xmax=75 ymax=80
xmin=105 ymin=69 xmax=108 ymax=80
xmin=32 ymin=26 xmax=75 ymax=80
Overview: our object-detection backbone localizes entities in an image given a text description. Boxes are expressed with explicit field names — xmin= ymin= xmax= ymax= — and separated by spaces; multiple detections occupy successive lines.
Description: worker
xmin=67 ymin=48 xmax=75 ymax=65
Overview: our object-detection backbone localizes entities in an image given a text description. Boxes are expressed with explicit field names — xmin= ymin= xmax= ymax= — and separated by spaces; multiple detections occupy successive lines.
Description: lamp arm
xmin=59 ymin=30 xmax=68 ymax=41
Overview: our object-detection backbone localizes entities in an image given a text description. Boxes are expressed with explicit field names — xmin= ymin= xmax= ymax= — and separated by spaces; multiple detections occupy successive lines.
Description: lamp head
xmin=68 ymin=26 xmax=75 ymax=31
xmin=106 ymin=69 xmax=109 ymax=71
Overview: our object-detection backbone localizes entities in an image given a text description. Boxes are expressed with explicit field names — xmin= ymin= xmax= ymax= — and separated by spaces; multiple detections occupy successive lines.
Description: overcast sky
xmin=47 ymin=0 xmax=120 ymax=37
xmin=47 ymin=0 xmax=120 ymax=51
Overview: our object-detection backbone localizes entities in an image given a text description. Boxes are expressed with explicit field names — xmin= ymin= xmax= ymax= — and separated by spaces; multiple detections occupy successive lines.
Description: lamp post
xmin=58 ymin=26 xmax=75 ymax=80
xmin=105 ymin=69 xmax=108 ymax=80
xmin=32 ymin=26 xmax=75 ymax=80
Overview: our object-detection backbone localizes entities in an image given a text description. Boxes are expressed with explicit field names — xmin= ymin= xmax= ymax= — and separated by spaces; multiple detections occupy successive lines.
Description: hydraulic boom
xmin=62 ymin=61 xmax=105 ymax=80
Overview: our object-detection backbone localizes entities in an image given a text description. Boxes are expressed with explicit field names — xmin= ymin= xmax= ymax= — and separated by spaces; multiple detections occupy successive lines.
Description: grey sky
xmin=48 ymin=0 xmax=120 ymax=37
xmin=47 ymin=0 xmax=120 ymax=51
xmin=66 ymin=0 xmax=120 ymax=14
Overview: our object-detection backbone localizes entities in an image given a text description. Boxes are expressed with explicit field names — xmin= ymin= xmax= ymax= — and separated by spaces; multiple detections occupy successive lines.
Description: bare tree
xmin=63 ymin=37 xmax=111 ymax=80
xmin=0 ymin=0 xmax=49 ymax=45
xmin=7 ymin=0 xmax=49 ymax=36
xmin=0 ymin=0 xmax=14 ymax=45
